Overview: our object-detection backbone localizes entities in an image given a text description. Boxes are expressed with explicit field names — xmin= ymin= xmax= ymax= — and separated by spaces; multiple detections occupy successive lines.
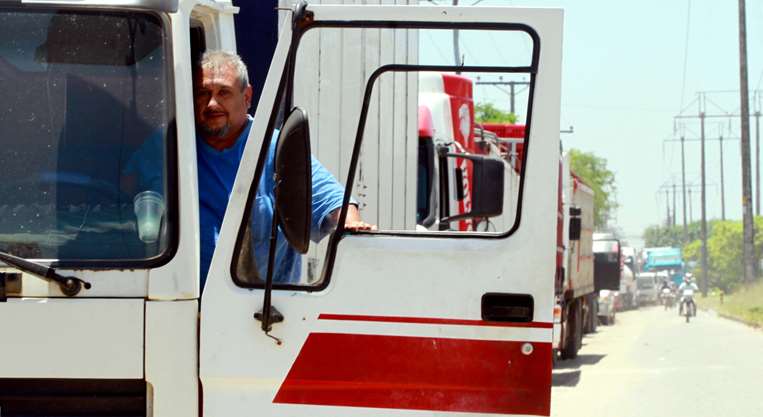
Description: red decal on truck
xmin=318 ymin=313 xmax=553 ymax=329
xmin=274 ymin=333 xmax=552 ymax=416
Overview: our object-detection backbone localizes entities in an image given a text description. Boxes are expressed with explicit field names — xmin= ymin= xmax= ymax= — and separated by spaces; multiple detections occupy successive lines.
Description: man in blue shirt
xmin=194 ymin=51 xmax=373 ymax=288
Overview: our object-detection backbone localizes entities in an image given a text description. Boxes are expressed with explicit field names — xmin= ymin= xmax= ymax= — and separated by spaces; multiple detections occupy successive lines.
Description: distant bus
xmin=643 ymin=247 xmax=684 ymax=285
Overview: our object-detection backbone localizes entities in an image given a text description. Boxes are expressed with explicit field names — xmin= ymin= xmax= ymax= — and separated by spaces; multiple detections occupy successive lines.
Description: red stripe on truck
xmin=273 ymin=333 xmax=552 ymax=416
xmin=318 ymin=313 xmax=553 ymax=329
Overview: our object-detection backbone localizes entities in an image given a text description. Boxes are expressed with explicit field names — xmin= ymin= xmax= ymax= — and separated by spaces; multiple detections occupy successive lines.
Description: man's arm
xmin=325 ymin=204 xmax=377 ymax=232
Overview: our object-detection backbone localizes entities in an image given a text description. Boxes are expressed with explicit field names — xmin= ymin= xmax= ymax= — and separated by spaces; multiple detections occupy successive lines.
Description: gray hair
xmin=196 ymin=50 xmax=250 ymax=91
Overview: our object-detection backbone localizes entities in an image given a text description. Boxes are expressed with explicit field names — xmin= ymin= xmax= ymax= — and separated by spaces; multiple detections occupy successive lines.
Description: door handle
xmin=481 ymin=293 xmax=534 ymax=322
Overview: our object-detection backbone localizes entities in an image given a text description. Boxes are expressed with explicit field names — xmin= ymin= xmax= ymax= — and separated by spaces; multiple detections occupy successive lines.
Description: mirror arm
xmin=445 ymin=152 xmax=483 ymax=162
xmin=440 ymin=212 xmax=480 ymax=224
xmin=254 ymin=186 xmax=285 ymax=342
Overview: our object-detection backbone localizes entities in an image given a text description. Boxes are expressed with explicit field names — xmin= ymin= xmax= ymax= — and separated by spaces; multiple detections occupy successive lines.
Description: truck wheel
xmin=583 ymin=295 xmax=597 ymax=333
xmin=560 ymin=302 xmax=581 ymax=360
xmin=552 ymin=348 xmax=558 ymax=367
xmin=582 ymin=300 xmax=591 ymax=334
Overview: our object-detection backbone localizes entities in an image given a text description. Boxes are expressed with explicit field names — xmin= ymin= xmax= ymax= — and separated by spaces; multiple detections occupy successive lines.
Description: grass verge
xmin=699 ymin=280 xmax=763 ymax=328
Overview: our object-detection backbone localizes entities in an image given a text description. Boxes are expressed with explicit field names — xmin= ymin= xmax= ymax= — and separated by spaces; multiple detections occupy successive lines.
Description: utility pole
xmin=672 ymin=183 xmax=677 ymax=226
xmin=666 ymin=134 xmax=740 ymax=223
xmin=738 ymin=0 xmax=755 ymax=283
xmin=700 ymin=107 xmax=709 ymax=296
xmin=475 ymin=80 xmax=531 ymax=114
xmin=681 ymin=136 xmax=688 ymax=240
xmin=688 ymin=188 xmax=693 ymax=224
xmin=720 ymin=135 xmax=726 ymax=220
xmin=756 ymin=100 xmax=761 ymax=215
xmin=665 ymin=189 xmax=671 ymax=226
xmin=452 ymin=0 xmax=461 ymax=73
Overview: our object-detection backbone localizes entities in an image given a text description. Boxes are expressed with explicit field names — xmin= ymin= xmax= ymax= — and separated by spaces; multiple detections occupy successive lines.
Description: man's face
xmin=194 ymin=63 xmax=252 ymax=140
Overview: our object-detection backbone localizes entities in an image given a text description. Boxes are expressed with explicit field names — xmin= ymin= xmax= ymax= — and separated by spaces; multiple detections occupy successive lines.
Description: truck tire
xmin=583 ymin=295 xmax=597 ymax=334
xmin=552 ymin=348 xmax=558 ymax=367
xmin=560 ymin=301 xmax=582 ymax=360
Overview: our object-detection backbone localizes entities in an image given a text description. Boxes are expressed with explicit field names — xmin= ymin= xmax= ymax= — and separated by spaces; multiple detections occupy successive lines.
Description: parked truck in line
xmin=0 ymin=1 xmax=564 ymax=416
xmin=636 ymin=271 xmax=660 ymax=305
xmin=416 ymin=72 xmax=521 ymax=233
xmin=644 ymin=246 xmax=685 ymax=286
xmin=593 ymin=234 xmax=623 ymax=325
xmin=554 ymin=155 xmax=596 ymax=360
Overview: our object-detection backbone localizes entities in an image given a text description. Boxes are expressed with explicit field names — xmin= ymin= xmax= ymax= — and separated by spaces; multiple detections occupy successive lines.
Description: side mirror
xmin=470 ymin=156 xmax=505 ymax=218
xmin=569 ymin=218 xmax=581 ymax=241
xmin=274 ymin=107 xmax=312 ymax=254
xmin=593 ymin=239 xmax=622 ymax=291
xmin=568 ymin=207 xmax=582 ymax=241
xmin=440 ymin=153 xmax=505 ymax=224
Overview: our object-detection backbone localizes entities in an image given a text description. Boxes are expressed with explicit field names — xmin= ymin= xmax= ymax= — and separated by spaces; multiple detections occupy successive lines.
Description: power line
xmin=475 ymin=79 xmax=531 ymax=114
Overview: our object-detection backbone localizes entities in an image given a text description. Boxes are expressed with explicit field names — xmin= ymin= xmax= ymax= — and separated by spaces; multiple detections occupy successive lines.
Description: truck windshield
xmin=0 ymin=8 xmax=173 ymax=263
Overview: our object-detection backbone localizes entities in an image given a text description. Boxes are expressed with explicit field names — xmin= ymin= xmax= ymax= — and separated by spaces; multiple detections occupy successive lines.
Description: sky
xmin=437 ymin=0 xmax=763 ymax=246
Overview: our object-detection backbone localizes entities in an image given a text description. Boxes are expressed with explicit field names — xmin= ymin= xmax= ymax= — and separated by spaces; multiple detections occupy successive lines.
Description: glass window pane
xmin=0 ymin=8 xmax=172 ymax=261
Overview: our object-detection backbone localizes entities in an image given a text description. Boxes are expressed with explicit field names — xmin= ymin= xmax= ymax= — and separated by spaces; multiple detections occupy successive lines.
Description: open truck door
xmin=201 ymin=4 xmax=563 ymax=416
xmin=594 ymin=238 xmax=623 ymax=291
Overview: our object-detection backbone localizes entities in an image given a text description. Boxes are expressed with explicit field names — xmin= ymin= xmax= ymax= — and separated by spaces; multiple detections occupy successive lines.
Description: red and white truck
xmin=416 ymin=72 xmax=521 ymax=232
xmin=555 ymin=156 xmax=596 ymax=359
xmin=0 ymin=2 xmax=564 ymax=416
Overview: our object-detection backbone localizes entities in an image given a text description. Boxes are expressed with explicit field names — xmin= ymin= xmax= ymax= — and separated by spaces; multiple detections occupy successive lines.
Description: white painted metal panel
xmin=404 ymin=27 xmax=419 ymax=228
xmin=145 ymin=300 xmax=199 ymax=417
xmin=377 ymin=27 xmax=397 ymax=229
xmin=359 ymin=20 xmax=382 ymax=224
xmin=284 ymin=0 xmax=417 ymax=279
xmin=284 ymin=0 xmax=416 ymax=231
xmin=1 ymin=269 xmax=149 ymax=298
xmin=392 ymin=22 xmax=410 ymax=229
xmin=0 ymin=298 xmax=143 ymax=379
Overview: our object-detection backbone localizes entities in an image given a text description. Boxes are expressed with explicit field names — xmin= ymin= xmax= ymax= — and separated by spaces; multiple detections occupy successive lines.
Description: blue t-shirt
xmin=197 ymin=116 xmax=345 ymax=288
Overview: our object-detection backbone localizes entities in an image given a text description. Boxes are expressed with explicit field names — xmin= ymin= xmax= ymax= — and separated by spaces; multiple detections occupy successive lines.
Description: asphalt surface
xmin=550 ymin=304 xmax=763 ymax=417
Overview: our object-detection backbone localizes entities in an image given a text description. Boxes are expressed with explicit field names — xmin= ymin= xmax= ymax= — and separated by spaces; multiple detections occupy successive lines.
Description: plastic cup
xmin=134 ymin=191 xmax=165 ymax=243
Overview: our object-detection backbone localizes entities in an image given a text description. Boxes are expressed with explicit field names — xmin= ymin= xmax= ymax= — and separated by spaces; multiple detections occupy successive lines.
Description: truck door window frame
xmin=231 ymin=19 xmax=539 ymax=292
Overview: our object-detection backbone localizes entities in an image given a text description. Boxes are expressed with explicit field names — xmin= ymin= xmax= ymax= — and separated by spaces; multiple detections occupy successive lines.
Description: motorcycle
xmin=679 ymin=288 xmax=696 ymax=323
xmin=660 ymin=288 xmax=675 ymax=310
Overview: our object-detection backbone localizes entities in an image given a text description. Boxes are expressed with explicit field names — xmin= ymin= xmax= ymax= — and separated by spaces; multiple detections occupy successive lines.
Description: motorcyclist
xmin=659 ymin=278 xmax=674 ymax=309
xmin=677 ymin=274 xmax=699 ymax=316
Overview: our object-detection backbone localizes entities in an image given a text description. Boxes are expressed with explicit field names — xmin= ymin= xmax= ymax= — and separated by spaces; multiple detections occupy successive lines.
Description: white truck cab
xmin=0 ymin=1 xmax=563 ymax=416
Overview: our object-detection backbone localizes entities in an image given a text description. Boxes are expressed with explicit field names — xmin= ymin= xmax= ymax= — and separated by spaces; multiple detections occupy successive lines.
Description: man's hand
xmin=327 ymin=205 xmax=377 ymax=232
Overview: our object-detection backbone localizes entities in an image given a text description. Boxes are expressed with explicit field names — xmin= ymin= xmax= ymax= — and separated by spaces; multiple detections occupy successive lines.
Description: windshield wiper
xmin=0 ymin=251 xmax=91 ymax=297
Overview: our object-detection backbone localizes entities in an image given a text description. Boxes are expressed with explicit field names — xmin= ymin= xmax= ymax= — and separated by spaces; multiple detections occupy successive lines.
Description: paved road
xmin=551 ymin=305 xmax=763 ymax=417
